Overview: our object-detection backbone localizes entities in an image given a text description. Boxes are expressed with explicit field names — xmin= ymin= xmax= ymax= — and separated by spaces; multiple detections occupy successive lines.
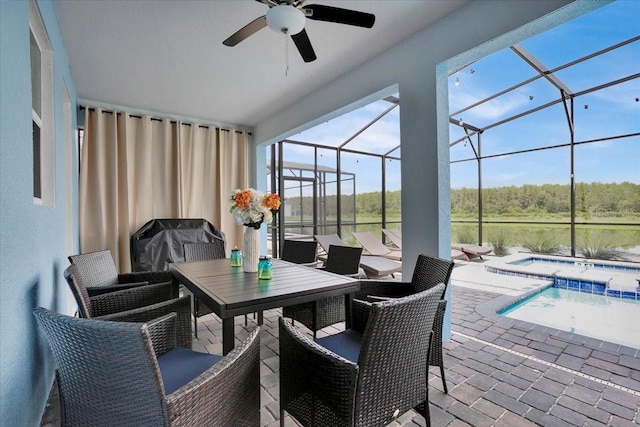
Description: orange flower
xmin=230 ymin=188 xmax=280 ymax=228
xmin=234 ymin=189 xmax=253 ymax=210
xmin=263 ymin=193 xmax=281 ymax=211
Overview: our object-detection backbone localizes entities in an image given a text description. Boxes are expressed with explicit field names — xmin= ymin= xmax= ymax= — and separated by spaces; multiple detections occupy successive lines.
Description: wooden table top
xmin=169 ymin=258 xmax=360 ymax=319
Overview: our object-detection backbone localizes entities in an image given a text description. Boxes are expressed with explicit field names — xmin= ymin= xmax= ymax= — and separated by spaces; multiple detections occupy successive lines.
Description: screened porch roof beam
xmin=338 ymin=102 xmax=398 ymax=150
xmin=449 ymin=36 xmax=638 ymax=121
xmin=510 ymin=44 xmax=572 ymax=96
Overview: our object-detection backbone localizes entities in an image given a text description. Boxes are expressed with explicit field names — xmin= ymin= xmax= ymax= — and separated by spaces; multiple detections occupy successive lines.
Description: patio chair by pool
xmin=68 ymin=249 xmax=178 ymax=297
xmin=353 ymin=254 xmax=455 ymax=393
xmin=451 ymin=243 xmax=492 ymax=260
xmin=352 ymin=231 xmax=402 ymax=260
xmin=64 ymin=264 xmax=192 ymax=348
xmin=280 ymin=284 xmax=444 ymax=427
xmin=382 ymin=227 xmax=402 ymax=249
xmin=34 ymin=307 xmax=260 ymax=427
xmin=283 ymin=244 xmax=364 ymax=338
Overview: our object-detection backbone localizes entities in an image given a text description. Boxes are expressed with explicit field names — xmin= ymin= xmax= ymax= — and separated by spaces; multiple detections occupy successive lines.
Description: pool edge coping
xmin=484 ymin=252 xmax=640 ymax=298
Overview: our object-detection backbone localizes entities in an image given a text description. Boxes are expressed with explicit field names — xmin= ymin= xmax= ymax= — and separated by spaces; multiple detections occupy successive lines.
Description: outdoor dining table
xmin=169 ymin=258 xmax=360 ymax=354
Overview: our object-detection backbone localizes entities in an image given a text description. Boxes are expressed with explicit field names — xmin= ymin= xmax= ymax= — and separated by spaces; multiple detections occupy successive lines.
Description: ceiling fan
xmin=223 ymin=0 xmax=375 ymax=63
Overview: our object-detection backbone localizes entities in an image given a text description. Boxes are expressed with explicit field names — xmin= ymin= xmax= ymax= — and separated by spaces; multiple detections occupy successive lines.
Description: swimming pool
xmin=509 ymin=256 xmax=640 ymax=274
xmin=486 ymin=254 xmax=640 ymax=301
xmin=500 ymin=287 xmax=640 ymax=349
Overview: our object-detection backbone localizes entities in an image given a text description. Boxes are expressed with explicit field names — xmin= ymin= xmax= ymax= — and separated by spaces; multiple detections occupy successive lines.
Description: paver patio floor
xmin=41 ymin=262 xmax=640 ymax=426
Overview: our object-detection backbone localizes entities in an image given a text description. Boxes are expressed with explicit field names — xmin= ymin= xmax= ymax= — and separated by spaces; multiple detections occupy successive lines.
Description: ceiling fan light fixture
xmin=266 ymin=5 xmax=305 ymax=35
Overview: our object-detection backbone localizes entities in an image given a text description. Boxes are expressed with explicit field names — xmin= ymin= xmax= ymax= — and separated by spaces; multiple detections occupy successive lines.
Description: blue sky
xmin=273 ymin=0 xmax=639 ymax=193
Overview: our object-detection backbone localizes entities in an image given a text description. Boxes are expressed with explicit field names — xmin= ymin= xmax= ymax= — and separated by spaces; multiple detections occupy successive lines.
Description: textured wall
xmin=0 ymin=0 xmax=78 ymax=425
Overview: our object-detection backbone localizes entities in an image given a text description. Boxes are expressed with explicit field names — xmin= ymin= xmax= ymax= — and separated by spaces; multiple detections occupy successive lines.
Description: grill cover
xmin=131 ymin=218 xmax=226 ymax=272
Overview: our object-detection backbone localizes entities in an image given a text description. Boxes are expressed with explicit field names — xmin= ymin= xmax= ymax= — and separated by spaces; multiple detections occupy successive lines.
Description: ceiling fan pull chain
xmin=285 ymin=34 xmax=290 ymax=77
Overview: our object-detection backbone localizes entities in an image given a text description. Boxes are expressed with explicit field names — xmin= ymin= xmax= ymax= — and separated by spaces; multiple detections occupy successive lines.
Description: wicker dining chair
xmin=322 ymin=245 xmax=365 ymax=277
xmin=64 ymin=263 xmax=193 ymax=348
xmin=182 ymin=241 xmax=226 ymax=332
xmin=282 ymin=244 xmax=362 ymax=338
xmin=354 ymin=253 xmax=455 ymax=393
xmin=183 ymin=241 xmax=226 ymax=261
xmin=280 ymin=239 xmax=318 ymax=266
xmin=280 ymin=284 xmax=445 ymax=427
xmin=34 ymin=307 xmax=260 ymax=427
xmin=182 ymin=241 xmax=256 ymax=334
xmin=68 ymin=249 xmax=178 ymax=297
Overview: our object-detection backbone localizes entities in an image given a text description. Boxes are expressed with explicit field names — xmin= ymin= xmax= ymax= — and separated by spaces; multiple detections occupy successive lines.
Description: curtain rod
xmin=79 ymin=105 xmax=251 ymax=135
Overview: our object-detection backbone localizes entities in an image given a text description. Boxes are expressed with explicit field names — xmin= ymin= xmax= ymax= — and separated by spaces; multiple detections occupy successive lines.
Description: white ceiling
xmin=53 ymin=0 xmax=469 ymax=129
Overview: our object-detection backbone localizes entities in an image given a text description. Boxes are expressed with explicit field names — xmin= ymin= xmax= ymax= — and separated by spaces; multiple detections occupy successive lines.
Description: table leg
xmin=345 ymin=293 xmax=353 ymax=329
xmin=193 ymin=296 xmax=199 ymax=339
xmin=257 ymin=310 xmax=264 ymax=325
xmin=222 ymin=317 xmax=234 ymax=355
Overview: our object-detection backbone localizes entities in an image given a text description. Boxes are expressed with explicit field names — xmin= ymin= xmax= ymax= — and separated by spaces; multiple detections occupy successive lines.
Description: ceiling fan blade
xmin=291 ymin=29 xmax=317 ymax=63
xmin=303 ymin=4 xmax=375 ymax=28
xmin=223 ymin=16 xmax=267 ymax=47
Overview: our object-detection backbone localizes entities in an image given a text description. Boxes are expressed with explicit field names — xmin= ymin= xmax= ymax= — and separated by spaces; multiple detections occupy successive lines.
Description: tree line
xmin=285 ymin=182 xmax=640 ymax=218
xmin=451 ymin=182 xmax=640 ymax=217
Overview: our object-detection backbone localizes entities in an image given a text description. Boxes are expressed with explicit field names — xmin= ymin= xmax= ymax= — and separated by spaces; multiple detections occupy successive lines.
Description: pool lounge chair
xmin=367 ymin=229 xmax=474 ymax=264
xmin=359 ymin=255 xmax=402 ymax=278
xmin=382 ymin=228 xmax=402 ymax=249
xmin=451 ymin=243 xmax=492 ymax=260
xmin=314 ymin=233 xmax=346 ymax=256
xmin=352 ymin=231 xmax=402 ymax=261
xmin=380 ymin=229 xmax=470 ymax=264
xmin=451 ymin=248 xmax=469 ymax=261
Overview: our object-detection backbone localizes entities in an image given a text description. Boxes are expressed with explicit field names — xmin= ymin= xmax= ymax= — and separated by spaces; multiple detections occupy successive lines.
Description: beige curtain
xmin=80 ymin=108 xmax=249 ymax=271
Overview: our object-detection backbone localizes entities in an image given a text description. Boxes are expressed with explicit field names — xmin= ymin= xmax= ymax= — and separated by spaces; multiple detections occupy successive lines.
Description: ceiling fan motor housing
xmin=266 ymin=5 xmax=306 ymax=35
xmin=224 ymin=1 xmax=375 ymax=63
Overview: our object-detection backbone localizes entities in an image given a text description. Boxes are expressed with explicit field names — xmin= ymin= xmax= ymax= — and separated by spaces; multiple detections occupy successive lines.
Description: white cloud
xmin=450 ymin=89 xmax=530 ymax=123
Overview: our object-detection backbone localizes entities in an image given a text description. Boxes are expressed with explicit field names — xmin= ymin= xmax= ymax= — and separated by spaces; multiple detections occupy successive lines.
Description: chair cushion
xmin=315 ymin=329 xmax=363 ymax=363
xmin=157 ymin=347 xmax=222 ymax=394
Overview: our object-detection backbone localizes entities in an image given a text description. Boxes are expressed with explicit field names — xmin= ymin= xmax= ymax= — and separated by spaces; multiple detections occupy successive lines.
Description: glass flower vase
xmin=243 ymin=226 xmax=260 ymax=272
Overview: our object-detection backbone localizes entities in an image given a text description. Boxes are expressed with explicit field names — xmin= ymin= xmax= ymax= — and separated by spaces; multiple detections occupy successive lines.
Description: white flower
xmin=230 ymin=188 xmax=280 ymax=229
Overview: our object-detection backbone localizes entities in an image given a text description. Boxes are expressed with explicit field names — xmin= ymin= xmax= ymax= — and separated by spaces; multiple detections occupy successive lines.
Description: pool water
xmin=509 ymin=256 xmax=640 ymax=274
xmin=501 ymin=287 xmax=640 ymax=349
